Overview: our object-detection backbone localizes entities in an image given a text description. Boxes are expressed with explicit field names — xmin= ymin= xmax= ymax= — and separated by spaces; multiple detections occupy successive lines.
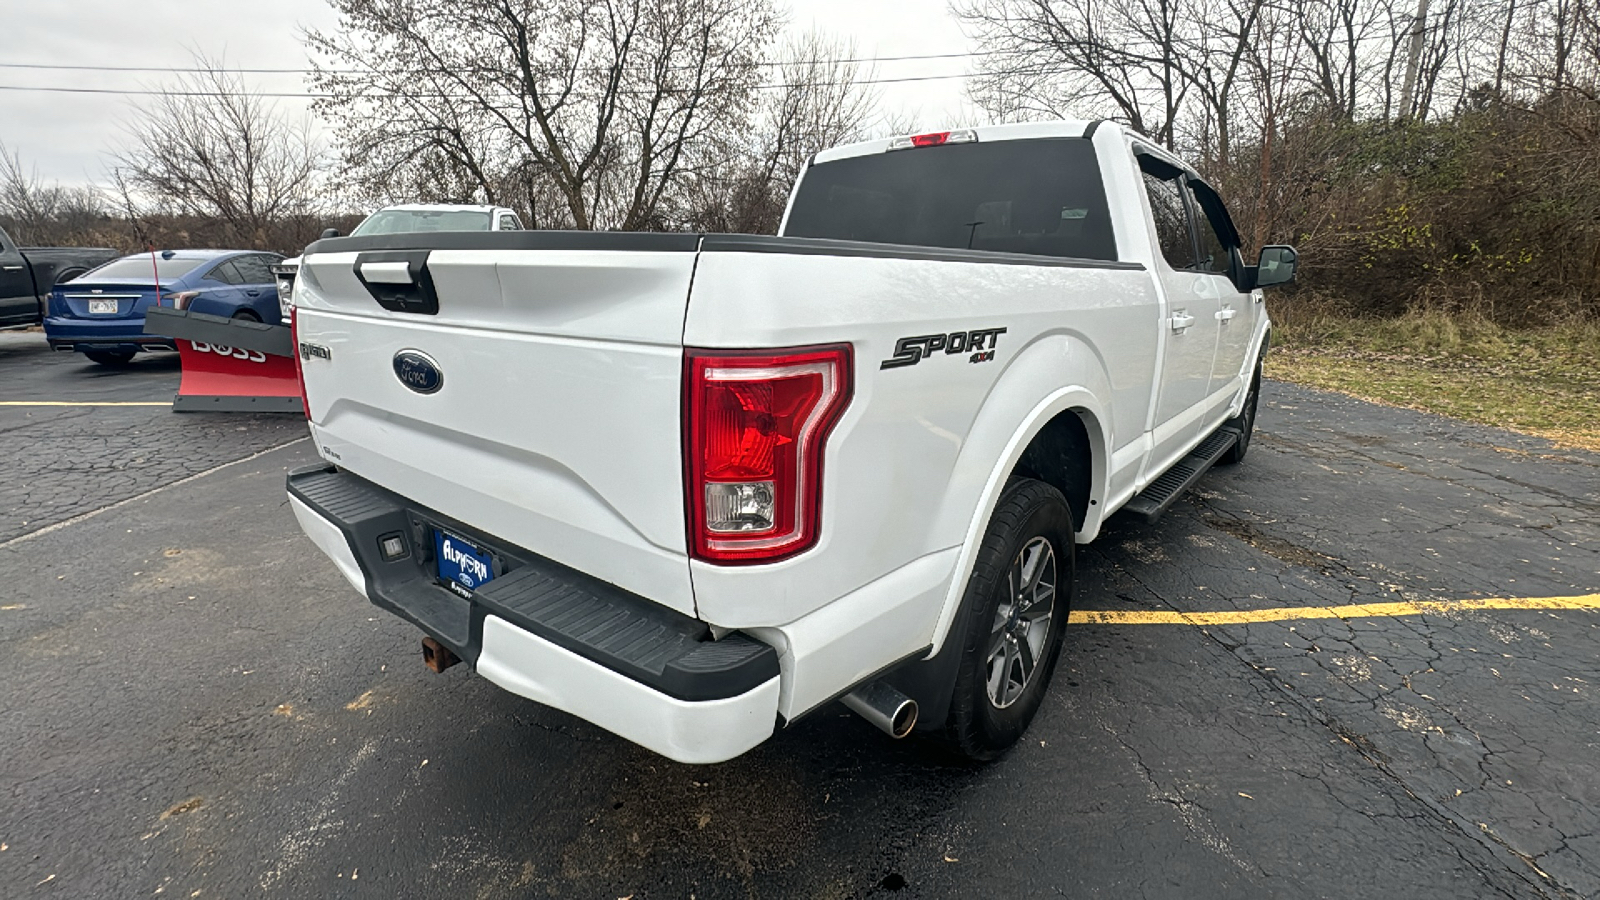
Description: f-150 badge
xmin=880 ymin=328 xmax=1006 ymax=369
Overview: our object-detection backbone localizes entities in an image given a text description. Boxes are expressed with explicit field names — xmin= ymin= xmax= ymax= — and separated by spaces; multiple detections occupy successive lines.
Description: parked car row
xmin=2 ymin=204 xmax=522 ymax=367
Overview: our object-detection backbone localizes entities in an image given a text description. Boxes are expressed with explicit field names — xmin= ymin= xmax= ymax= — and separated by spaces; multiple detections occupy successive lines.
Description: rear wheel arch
xmin=1011 ymin=408 xmax=1100 ymax=539
xmin=908 ymin=387 xmax=1109 ymax=727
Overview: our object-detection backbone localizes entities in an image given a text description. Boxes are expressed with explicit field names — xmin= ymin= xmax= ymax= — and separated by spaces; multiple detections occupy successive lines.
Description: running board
xmin=1120 ymin=429 xmax=1239 ymax=524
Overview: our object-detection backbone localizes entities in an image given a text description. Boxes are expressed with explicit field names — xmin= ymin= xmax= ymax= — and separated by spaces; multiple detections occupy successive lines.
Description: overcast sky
xmin=1 ymin=0 xmax=978 ymax=189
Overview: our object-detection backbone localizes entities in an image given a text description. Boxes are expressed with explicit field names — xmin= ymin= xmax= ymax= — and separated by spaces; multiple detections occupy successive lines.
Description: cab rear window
xmin=784 ymin=138 xmax=1117 ymax=261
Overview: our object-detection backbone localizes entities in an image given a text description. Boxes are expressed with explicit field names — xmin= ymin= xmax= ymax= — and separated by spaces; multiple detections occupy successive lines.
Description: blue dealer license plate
xmin=435 ymin=530 xmax=494 ymax=593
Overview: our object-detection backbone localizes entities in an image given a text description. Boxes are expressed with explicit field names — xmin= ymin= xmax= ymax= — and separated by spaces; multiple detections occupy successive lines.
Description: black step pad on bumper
xmin=1119 ymin=428 xmax=1238 ymax=524
xmin=288 ymin=466 xmax=778 ymax=701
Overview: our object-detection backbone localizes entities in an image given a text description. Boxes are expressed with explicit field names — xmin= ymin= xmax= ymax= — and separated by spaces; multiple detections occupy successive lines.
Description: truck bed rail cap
xmin=700 ymin=235 xmax=1144 ymax=271
xmin=305 ymin=230 xmax=702 ymax=256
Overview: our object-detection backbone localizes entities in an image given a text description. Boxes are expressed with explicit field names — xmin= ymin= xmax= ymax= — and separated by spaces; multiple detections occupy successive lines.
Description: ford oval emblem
xmin=393 ymin=350 xmax=443 ymax=395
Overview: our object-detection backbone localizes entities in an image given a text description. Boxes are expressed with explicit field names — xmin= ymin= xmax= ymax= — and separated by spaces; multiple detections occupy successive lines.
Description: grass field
xmin=1264 ymin=307 xmax=1600 ymax=452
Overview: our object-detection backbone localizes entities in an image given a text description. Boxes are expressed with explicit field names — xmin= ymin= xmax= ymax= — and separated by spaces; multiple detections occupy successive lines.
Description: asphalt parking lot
xmin=2 ymin=329 xmax=1597 ymax=899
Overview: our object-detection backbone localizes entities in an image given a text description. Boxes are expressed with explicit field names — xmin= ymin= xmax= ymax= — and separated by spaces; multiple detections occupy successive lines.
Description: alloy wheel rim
xmin=985 ymin=536 xmax=1057 ymax=709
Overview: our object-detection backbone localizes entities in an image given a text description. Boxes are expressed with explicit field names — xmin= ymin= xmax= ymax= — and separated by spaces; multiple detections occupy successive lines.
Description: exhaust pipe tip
xmin=421 ymin=636 xmax=460 ymax=673
xmin=841 ymin=680 xmax=918 ymax=739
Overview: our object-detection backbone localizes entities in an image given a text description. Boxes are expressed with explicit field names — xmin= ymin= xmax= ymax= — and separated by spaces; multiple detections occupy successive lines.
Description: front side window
xmin=498 ymin=214 xmax=521 ymax=231
xmin=1139 ymin=164 xmax=1195 ymax=271
xmin=1187 ymin=184 xmax=1232 ymax=275
xmin=784 ymin=138 xmax=1118 ymax=261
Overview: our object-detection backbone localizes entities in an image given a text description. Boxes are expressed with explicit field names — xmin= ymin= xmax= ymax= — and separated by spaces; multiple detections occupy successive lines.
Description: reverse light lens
xmin=705 ymin=481 xmax=776 ymax=533
xmin=686 ymin=345 xmax=852 ymax=564
xmin=169 ymin=290 xmax=200 ymax=311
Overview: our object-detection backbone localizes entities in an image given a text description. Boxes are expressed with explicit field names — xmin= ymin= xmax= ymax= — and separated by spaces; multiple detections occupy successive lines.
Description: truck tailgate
xmin=293 ymin=238 xmax=698 ymax=615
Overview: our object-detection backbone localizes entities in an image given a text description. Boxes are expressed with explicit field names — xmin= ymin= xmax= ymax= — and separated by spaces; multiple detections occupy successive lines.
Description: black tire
xmin=942 ymin=478 xmax=1075 ymax=761
xmin=231 ymin=309 xmax=262 ymax=323
xmin=84 ymin=350 xmax=136 ymax=366
xmin=1218 ymin=362 xmax=1261 ymax=465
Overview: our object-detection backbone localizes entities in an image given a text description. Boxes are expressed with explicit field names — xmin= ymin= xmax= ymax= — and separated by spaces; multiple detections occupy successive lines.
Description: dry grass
xmin=1265 ymin=302 xmax=1600 ymax=452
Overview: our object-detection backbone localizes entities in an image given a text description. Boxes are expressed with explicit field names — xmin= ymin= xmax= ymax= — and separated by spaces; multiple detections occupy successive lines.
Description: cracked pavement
xmin=1 ymin=330 xmax=1597 ymax=898
xmin=0 ymin=334 xmax=309 ymax=543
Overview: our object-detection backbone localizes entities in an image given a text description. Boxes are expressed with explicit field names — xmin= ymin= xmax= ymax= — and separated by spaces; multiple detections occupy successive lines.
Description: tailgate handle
xmin=358 ymin=260 xmax=415 ymax=284
xmin=352 ymin=250 xmax=439 ymax=315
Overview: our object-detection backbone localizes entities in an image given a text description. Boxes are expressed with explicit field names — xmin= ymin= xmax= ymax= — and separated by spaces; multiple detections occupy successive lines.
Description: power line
xmin=0 ymin=50 xmax=1009 ymax=76
xmin=0 ymin=84 xmax=333 ymax=98
xmin=0 ymin=67 xmax=1058 ymax=100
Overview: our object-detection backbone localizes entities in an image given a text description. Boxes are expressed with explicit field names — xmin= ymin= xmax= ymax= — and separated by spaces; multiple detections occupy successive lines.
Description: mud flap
xmin=144 ymin=306 xmax=301 ymax=412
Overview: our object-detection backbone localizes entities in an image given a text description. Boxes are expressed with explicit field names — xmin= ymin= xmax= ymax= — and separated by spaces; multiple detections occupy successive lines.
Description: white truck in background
xmin=285 ymin=120 xmax=1296 ymax=763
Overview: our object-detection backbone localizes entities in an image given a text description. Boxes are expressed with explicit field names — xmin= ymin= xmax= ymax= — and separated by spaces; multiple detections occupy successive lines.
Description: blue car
xmin=45 ymin=249 xmax=284 ymax=365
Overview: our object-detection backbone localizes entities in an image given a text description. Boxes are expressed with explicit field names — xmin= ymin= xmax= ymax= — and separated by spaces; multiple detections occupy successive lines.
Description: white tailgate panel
xmin=295 ymin=249 xmax=697 ymax=615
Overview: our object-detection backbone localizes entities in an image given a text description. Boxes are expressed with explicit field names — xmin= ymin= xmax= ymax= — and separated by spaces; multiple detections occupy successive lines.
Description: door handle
xmin=1 ymin=265 xmax=22 ymax=271
xmin=1169 ymin=313 xmax=1196 ymax=332
xmin=1215 ymin=307 xmax=1237 ymax=321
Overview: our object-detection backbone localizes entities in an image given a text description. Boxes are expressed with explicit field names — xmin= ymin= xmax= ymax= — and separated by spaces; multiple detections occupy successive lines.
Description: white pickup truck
xmin=286 ymin=120 xmax=1296 ymax=764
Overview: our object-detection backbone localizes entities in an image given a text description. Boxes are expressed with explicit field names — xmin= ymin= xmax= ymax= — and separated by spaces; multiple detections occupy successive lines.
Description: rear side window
xmin=1141 ymin=170 xmax=1194 ymax=271
xmin=206 ymin=261 xmax=244 ymax=285
xmin=784 ymin=138 xmax=1118 ymax=261
xmin=231 ymin=255 xmax=277 ymax=285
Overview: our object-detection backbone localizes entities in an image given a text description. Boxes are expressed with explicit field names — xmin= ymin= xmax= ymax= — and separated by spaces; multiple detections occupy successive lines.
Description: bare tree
xmin=115 ymin=53 xmax=323 ymax=246
xmin=759 ymin=33 xmax=880 ymax=192
xmin=677 ymin=32 xmax=878 ymax=233
xmin=0 ymin=143 xmax=108 ymax=246
xmin=308 ymin=0 xmax=780 ymax=231
xmin=959 ymin=0 xmax=1196 ymax=143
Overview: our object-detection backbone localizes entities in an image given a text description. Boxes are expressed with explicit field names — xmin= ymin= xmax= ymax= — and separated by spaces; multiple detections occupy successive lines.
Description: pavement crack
xmin=1108 ymin=558 xmax=1569 ymax=899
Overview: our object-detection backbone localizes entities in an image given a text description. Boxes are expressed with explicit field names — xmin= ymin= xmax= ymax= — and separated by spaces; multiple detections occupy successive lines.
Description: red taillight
xmin=289 ymin=306 xmax=310 ymax=420
xmin=911 ymin=131 xmax=950 ymax=147
xmin=685 ymin=345 xmax=852 ymax=564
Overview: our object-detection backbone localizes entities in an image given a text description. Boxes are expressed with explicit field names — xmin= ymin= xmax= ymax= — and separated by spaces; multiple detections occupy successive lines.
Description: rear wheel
xmin=84 ymin=350 xmax=135 ymax=366
xmin=231 ymin=309 xmax=262 ymax=323
xmin=942 ymin=478 xmax=1075 ymax=761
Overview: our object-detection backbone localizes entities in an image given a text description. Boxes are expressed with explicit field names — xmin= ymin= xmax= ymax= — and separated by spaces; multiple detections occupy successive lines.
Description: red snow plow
xmin=144 ymin=307 xmax=301 ymax=413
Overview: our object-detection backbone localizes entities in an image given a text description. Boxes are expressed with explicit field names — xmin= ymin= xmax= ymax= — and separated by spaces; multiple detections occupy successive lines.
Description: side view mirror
xmin=320 ymin=228 xmax=342 ymax=239
xmin=1252 ymin=245 xmax=1297 ymax=289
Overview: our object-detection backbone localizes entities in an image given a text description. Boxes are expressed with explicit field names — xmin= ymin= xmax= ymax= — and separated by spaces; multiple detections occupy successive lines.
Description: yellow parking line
xmin=1069 ymin=593 xmax=1600 ymax=626
xmin=0 ymin=401 xmax=170 ymax=407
